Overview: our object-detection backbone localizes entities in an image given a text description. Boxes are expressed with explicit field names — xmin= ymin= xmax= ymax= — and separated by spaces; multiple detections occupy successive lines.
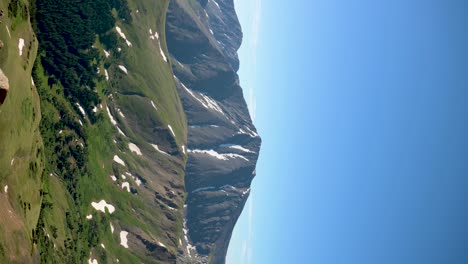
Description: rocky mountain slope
xmin=0 ymin=0 xmax=259 ymax=263
xmin=166 ymin=0 xmax=261 ymax=263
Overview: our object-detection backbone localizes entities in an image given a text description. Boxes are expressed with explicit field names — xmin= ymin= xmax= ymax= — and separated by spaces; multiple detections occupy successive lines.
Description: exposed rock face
xmin=0 ymin=68 xmax=9 ymax=104
xmin=166 ymin=0 xmax=261 ymax=263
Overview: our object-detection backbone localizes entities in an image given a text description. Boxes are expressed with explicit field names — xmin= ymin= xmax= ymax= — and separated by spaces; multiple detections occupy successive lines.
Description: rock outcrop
xmin=0 ymin=68 xmax=9 ymax=104
xmin=166 ymin=0 xmax=261 ymax=263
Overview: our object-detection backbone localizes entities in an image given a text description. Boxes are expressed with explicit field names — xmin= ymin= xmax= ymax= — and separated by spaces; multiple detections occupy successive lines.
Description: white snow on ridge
xmin=121 ymin=182 xmax=130 ymax=192
xmin=220 ymin=144 xmax=255 ymax=153
xmin=179 ymin=80 xmax=224 ymax=114
xmin=118 ymin=65 xmax=128 ymax=74
xmin=151 ymin=100 xmax=158 ymax=111
xmin=117 ymin=108 xmax=125 ymax=118
xmin=88 ymin=258 xmax=98 ymax=264
xmin=115 ymin=26 xmax=132 ymax=47
xmin=200 ymin=94 xmax=223 ymax=114
xmin=91 ymin=200 xmax=115 ymax=214
xmin=110 ymin=175 xmax=117 ymax=182
xmin=106 ymin=106 xmax=118 ymax=126
xmin=128 ymin=143 xmax=142 ymax=155
xmin=182 ymin=145 xmax=186 ymax=155
xmin=188 ymin=149 xmax=249 ymax=161
xmin=157 ymin=241 xmax=167 ymax=248
xmin=18 ymin=38 xmax=24 ymax=56
xmin=76 ymin=103 xmax=86 ymax=116
xmin=151 ymin=144 xmax=169 ymax=156
xmin=106 ymin=106 xmax=126 ymax=136
xmin=110 ymin=223 xmax=114 ymax=233
xmin=159 ymin=45 xmax=167 ymax=62
xmin=5 ymin=26 xmax=11 ymax=38
xmin=211 ymin=0 xmax=221 ymax=10
xmin=149 ymin=28 xmax=159 ymax=40
xmin=104 ymin=69 xmax=109 ymax=81
xmin=4 ymin=185 xmax=8 ymax=193
xmin=120 ymin=231 xmax=129 ymax=248
xmin=104 ymin=50 xmax=110 ymax=58
xmin=238 ymin=126 xmax=259 ymax=138
xmin=113 ymin=155 xmax=126 ymax=166
xmin=167 ymin=125 xmax=176 ymax=138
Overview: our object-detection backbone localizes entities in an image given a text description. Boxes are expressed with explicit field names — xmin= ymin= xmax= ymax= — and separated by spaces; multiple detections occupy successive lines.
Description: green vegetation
xmin=1 ymin=0 xmax=187 ymax=262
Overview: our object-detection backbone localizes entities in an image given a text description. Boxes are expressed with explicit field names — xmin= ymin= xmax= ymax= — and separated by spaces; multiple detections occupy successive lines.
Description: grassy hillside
xmin=0 ymin=0 xmax=187 ymax=263
xmin=31 ymin=0 xmax=188 ymax=263
xmin=0 ymin=0 xmax=43 ymax=262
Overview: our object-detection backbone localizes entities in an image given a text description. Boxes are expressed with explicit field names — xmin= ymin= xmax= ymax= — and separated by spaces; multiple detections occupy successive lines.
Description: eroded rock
xmin=0 ymin=68 xmax=9 ymax=104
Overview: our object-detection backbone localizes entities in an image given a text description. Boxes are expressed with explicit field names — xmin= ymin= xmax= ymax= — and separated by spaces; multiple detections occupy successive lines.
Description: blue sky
xmin=228 ymin=1 xmax=468 ymax=264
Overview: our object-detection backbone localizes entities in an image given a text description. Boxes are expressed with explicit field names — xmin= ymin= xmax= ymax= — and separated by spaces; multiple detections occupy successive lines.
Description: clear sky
xmin=228 ymin=1 xmax=468 ymax=264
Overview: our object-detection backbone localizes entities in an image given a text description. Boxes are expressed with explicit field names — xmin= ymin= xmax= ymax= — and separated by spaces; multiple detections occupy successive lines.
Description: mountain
xmin=0 ymin=0 xmax=259 ymax=263
xmin=165 ymin=0 xmax=261 ymax=263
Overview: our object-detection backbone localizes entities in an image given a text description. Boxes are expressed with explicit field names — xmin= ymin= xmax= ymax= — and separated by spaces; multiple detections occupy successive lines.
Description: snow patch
xmin=4 ymin=185 xmax=8 ymax=193
xmin=159 ymin=45 xmax=167 ymax=62
xmin=31 ymin=77 xmax=35 ymax=86
xmin=188 ymin=149 xmax=249 ymax=161
xmin=121 ymin=182 xmax=130 ymax=192
xmin=128 ymin=143 xmax=142 ymax=155
xmin=101 ymin=244 xmax=105 ymax=249
xmin=110 ymin=223 xmax=114 ymax=233
xmin=106 ymin=106 xmax=118 ymax=126
xmin=106 ymin=107 xmax=126 ymax=136
xmin=167 ymin=125 xmax=176 ymax=138
xmin=91 ymin=200 xmax=115 ymax=214
xmin=10 ymin=158 xmax=14 ymax=166
xmin=116 ymin=26 xmax=132 ymax=47
xmin=18 ymin=38 xmax=24 ymax=56
xmin=117 ymin=108 xmax=125 ymax=118
xmin=113 ymin=155 xmax=125 ymax=166
xmin=182 ymin=145 xmax=186 ymax=155
xmin=118 ymin=65 xmax=128 ymax=74
xmin=157 ymin=241 xmax=167 ymax=248
xmin=5 ymin=26 xmax=11 ymax=38
xmin=211 ymin=0 xmax=221 ymax=9
xmin=110 ymin=175 xmax=117 ymax=182
xmin=149 ymin=28 xmax=159 ymax=40
xmin=86 ymin=214 xmax=93 ymax=220
xmin=76 ymin=103 xmax=86 ymax=116
xmin=88 ymin=258 xmax=98 ymax=264
xmin=104 ymin=69 xmax=109 ymax=81
xmin=220 ymin=144 xmax=255 ymax=153
xmin=151 ymin=100 xmax=157 ymax=111
xmin=151 ymin=144 xmax=169 ymax=156
xmin=179 ymin=80 xmax=223 ymax=114
xmin=120 ymin=231 xmax=129 ymax=248
xmin=103 ymin=50 xmax=110 ymax=58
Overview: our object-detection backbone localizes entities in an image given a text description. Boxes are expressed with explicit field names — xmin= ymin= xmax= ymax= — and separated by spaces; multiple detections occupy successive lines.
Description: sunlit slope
xmin=0 ymin=0 xmax=43 ymax=262
xmin=29 ymin=0 xmax=187 ymax=263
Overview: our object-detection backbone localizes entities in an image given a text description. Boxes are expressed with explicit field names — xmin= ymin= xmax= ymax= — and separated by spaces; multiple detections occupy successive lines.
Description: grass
xmin=33 ymin=0 xmax=188 ymax=263
xmin=0 ymin=0 xmax=188 ymax=262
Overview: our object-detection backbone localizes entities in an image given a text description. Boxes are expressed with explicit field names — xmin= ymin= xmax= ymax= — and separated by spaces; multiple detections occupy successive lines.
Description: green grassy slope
xmin=0 ymin=0 xmax=43 ymax=262
xmin=30 ymin=0 xmax=188 ymax=263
